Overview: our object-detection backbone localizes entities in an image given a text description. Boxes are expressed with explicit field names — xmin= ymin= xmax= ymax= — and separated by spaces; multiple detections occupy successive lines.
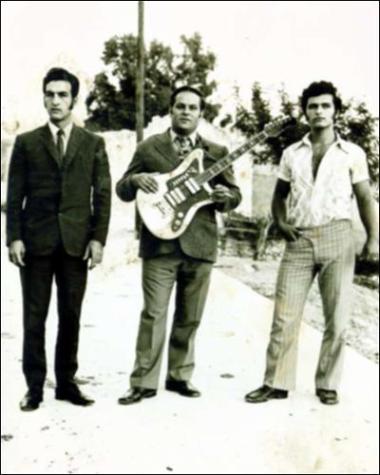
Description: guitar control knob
xmin=178 ymin=212 xmax=184 ymax=218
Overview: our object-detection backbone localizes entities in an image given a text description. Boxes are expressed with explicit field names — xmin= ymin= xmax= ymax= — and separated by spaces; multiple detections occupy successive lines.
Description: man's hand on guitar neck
xmin=211 ymin=184 xmax=234 ymax=204
xmin=132 ymin=173 xmax=159 ymax=193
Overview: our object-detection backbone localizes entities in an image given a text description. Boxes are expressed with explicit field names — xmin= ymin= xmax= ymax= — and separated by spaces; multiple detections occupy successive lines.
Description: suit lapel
xmin=196 ymin=134 xmax=210 ymax=154
xmin=63 ymin=125 xmax=84 ymax=170
xmin=153 ymin=130 xmax=180 ymax=166
xmin=40 ymin=124 xmax=84 ymax=170
xmin=40 ymin=125 xmax=61 ymax=167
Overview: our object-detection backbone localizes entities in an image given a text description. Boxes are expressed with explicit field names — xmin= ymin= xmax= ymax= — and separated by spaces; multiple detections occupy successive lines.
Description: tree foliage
xmin=85 ymin=33 xmax=220 ymax=131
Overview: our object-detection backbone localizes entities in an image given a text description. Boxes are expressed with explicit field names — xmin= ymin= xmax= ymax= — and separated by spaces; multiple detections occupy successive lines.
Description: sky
xmin=1 ymin=1 xmax=379 ymax=130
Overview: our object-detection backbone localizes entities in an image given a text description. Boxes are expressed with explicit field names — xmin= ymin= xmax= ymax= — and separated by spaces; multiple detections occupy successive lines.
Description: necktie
xmin=174 ymin=135 xmax=192 ymax=159
xmin=57 ymin=129 xmax=65 ymax=164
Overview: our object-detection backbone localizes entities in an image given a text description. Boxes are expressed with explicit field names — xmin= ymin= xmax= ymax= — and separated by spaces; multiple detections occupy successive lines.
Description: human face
xmin=305 ymin=94 xmax=336 ymax=130
xmin=170 ymin=91 xmax=202 ymax=135
xmin=44 ymin=80 xmax=75 ymax=126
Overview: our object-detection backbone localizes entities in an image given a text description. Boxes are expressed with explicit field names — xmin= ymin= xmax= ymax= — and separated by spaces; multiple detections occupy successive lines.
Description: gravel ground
xmin=217 ymin=240 xmax=379 ymax=364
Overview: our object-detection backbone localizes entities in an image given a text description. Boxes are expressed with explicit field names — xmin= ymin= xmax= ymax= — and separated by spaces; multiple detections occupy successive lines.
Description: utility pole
xmin=136 ymin=0 xmax=145 ymax=143
xmin=135 ymin=1 xmax=145 ymax=236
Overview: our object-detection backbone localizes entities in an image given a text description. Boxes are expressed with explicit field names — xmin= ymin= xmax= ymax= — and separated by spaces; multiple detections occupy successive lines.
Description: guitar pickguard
xmin=164 ymin=156 xmax=212 ymax=233
xmin=167 ymin=161 xmax=200 ymax=190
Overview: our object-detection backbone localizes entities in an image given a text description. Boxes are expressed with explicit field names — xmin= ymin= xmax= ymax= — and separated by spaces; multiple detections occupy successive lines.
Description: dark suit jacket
xmin=6 ymin=124 xmax=111 ymax=257
xmin=116 ymin=130 xmax=241 ymax=262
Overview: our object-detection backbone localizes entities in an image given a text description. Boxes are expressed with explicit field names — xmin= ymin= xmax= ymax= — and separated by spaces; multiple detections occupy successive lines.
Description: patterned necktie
xmin=56 ymin=129 xmax=65 ymax=164
xmin=174 ymin=135 xmax=192 ymax=160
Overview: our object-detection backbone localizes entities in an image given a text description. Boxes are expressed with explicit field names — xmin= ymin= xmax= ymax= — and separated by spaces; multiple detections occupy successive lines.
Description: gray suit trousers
xmin=264 ymin=219 xmax=355 ymax=391
xmin=130 ymin=253 xmax=213 ymax=389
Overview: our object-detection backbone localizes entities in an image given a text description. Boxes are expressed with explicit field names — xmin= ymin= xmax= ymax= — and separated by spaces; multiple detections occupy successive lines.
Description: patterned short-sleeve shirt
xmin=278 ymin=133 xmax=369 ymax=227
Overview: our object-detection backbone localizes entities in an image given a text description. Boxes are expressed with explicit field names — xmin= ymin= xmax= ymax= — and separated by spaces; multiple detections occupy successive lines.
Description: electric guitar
xmin=136 ymin=116 xmax=295 ymax=239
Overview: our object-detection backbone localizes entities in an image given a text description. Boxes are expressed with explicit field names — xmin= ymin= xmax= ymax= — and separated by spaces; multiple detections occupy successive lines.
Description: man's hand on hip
xmin=9 ymin=240 xmax=26 ymax=267
xmin=277 ymin=221 xmax=303 ymax=242
xmin=83 ymin=240 xmax=104 ymax=269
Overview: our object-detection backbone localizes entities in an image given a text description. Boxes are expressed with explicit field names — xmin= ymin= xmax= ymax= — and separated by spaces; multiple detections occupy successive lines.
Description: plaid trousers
xmin=264 ymin=219 xmax=356 ymax=391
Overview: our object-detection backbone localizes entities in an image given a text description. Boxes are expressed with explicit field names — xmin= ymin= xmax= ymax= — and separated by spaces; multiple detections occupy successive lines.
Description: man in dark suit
xmin=6 ymin=68 xmax=111 ymax=411
xmin=116 ymin=86 xmax=242 ymax=405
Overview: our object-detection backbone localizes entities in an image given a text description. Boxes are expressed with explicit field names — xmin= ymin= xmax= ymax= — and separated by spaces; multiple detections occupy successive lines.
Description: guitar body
xmin=136 ymin=149 xmax=213 ymax=240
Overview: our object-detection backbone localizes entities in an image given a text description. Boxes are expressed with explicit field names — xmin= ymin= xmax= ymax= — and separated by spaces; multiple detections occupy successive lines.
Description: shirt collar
xmin=48 ymin=121 xmax=73 ymax=140
xmin=296 ymin=131 xmax=349 ymax=154
xmin=170 ymin=128 xmax=198 ymax=148
xmin=335 ymin=134 xmax=350 ymax=153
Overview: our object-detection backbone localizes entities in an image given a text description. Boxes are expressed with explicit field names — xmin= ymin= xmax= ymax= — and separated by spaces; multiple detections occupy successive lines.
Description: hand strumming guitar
xmin=132 ymin=173 xmax=159 ymax=194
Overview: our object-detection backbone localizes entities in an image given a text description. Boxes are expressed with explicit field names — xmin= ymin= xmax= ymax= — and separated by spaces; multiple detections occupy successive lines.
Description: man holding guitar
xmin=116 ymin=86 xmax=242 ymax=404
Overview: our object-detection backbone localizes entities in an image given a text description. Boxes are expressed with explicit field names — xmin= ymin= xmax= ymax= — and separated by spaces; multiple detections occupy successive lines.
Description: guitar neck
xmin=197 ymin=129 xmax=269 ymax=185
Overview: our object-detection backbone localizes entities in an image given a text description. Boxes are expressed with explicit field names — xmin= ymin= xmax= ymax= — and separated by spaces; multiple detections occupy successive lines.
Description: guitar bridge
xmin=153 ymin=200 xmax=172 ymax=217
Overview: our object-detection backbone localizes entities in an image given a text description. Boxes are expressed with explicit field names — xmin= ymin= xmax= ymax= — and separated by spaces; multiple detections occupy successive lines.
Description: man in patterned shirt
xmin=245 ymin=81 xmax=379 ymax=405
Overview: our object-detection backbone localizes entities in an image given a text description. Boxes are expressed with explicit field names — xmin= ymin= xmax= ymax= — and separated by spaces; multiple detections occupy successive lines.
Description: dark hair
xmin=170 ymin=86 xmax=205 ymax=110
xmin=301 ymin=81 xmax=342 ymax=115
xmin=43 ymin=67 xmax=80 ymax=98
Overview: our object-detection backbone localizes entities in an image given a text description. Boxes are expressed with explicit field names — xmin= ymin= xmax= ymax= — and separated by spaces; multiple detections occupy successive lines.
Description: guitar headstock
xmin=263 ymin=115 xmax=297 ymax=138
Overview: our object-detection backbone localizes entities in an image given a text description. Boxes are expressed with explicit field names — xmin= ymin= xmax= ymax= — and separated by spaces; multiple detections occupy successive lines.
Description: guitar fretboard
xmin=196 ymin=129 xmax=269 ymax=186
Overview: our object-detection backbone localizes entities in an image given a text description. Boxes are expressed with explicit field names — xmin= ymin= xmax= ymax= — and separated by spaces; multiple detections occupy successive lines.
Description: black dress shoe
xmin=20 ymin=391 xmax=42 ymax=412
xmin=165 ymin=380 xmax=201 ymax=398
xmin=316 ymin=389 xmax=339 ymax=405
xmin=118 ymin=387 xmax=157 ymax=405
xmin=245 ymin=385 xmax=288 ymax=403
xmin=56 ymin=387 xmax=94 ymax=406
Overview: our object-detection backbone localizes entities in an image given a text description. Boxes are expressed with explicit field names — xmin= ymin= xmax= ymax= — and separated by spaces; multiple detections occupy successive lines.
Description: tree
xmin=85 ymin=33 xmax=220 ymax=131
xmin=336 ymin=101 xmax=379 ymax=192
xmin=233 ymin=83 xmax=275 ymax=165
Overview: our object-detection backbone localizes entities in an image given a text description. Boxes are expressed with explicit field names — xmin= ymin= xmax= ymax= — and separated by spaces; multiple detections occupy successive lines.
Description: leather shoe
xmin=118 ymin=387 xmax=157 ymax=405
xmin=316 ymin=389 xmax=339 ymax=405
xmin=165 ymin=380 xmax=201 ymax=397
xmin=56 ymin=387 xmax=94 ymax=406
xmin=245 ymin=385 xmax=288 ymax=403
xmin=20 ymin=391 xmax=42 ymax=411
